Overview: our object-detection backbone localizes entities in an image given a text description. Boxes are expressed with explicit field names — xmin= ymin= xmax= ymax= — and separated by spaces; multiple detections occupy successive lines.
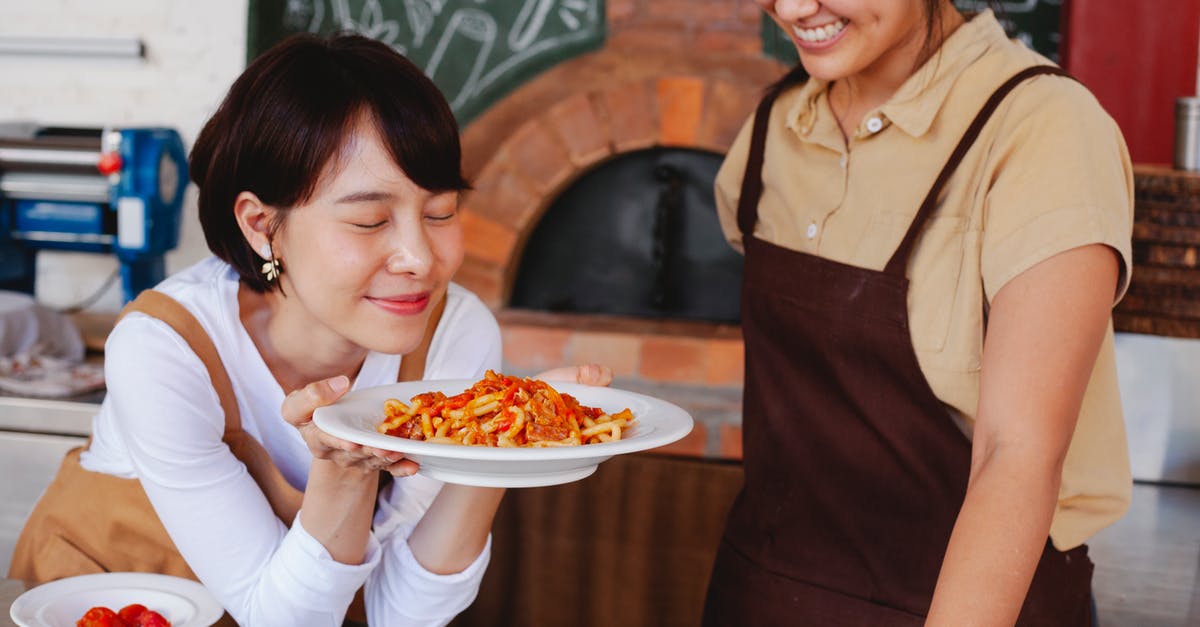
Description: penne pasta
xmin=376 ymin=370 xmax=635 ymax=447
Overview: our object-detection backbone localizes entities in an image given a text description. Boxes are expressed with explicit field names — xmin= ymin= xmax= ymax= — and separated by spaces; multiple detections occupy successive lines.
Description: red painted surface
xmin=1061 ymin=0 xmax=1200 ymax=165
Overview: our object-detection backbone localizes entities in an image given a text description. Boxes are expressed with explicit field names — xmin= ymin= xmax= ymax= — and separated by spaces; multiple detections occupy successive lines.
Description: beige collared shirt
xmin=715 ymin=11 xmax=1133 ymax=549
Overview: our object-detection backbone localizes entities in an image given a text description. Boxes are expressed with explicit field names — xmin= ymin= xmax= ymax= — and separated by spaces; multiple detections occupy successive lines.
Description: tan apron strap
xmin=119 ymin=290 xmax=302 ymax=525
xmin=396 ymin=293 xmax=446 ymax=382
xmin=120 ymin=290 xmax=241 ymax=435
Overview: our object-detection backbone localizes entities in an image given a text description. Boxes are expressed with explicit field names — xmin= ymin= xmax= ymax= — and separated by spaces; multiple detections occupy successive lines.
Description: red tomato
xmin=117 ymin=604 xmax=147 ymax=623
xmin=137 ymin=610 xmax=171 ymax=627
xmin=76 ymin=606 xmax=130 ymax=627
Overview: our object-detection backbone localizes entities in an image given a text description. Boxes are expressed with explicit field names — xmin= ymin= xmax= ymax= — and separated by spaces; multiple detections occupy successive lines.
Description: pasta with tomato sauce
xmin=377 ymin=370 xmax=635 ymax=447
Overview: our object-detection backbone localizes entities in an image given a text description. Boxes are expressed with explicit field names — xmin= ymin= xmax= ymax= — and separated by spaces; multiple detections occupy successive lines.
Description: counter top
xmin=0 ymin=311 xmax=106 ymax=438
xmin=0 ymin=393 xmax=98 ymax=437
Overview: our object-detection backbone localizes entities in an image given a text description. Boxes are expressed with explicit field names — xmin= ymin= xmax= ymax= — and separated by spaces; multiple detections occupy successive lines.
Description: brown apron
xmin=7 ymin=288 xmax=441 ymax=625
xmin=701 ymin=66 xmax=1094 ymax=627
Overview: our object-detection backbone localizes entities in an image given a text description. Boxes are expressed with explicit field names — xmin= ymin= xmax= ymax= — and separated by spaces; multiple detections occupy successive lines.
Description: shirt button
xmin=839 ymin=155 xmax=848 ymax=168
xmin=865 ymin=116 xmax=884 ymax=133
xmin=806 ymin=223 xmax=818 ymax=239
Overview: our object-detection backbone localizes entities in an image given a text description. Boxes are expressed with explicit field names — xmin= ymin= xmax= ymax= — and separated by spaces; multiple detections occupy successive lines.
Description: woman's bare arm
xmin=925 ymin=244 xmax=1118 ymax=626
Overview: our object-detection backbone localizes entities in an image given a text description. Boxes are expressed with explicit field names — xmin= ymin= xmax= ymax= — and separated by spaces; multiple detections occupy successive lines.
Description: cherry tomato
xmin=117 ymin=604 xmax=147 ymax=623
xmin=138 ymin=610 xmax=171 ymax=627
xmin=76 ymin=606 xmax=129 ymax=627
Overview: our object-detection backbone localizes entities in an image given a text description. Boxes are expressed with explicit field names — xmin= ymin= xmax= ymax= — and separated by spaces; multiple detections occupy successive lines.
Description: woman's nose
xmin=771 ymin=0 xmax=821 ymax=21
xmin=385 ymin=229 xmax=434 ymax=277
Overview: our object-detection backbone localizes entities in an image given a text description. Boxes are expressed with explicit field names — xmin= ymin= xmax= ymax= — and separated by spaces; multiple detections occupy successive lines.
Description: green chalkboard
xmin=247 ymin=0 xmax=605 ymax=125
xmin=763 ymin=0 xmax=1064 ymax=67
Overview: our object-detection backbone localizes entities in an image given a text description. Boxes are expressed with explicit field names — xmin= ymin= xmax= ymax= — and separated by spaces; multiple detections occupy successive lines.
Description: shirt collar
xmin=784 ymin=10 xmax=1009 ymax=140
xmin=784 ymin=77 xmax=827 ymax=138
xmin=881 ymin=10 xmax=1008 ymax=137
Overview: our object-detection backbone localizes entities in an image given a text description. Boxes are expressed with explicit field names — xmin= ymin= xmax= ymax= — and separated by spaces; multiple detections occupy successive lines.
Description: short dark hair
xmin=189 ymin=33 xmax=470 ymax=292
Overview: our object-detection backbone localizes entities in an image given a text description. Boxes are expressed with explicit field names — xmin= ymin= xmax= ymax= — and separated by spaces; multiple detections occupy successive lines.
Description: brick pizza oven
xmin=452 ymin=0 xmax=787 ymax=459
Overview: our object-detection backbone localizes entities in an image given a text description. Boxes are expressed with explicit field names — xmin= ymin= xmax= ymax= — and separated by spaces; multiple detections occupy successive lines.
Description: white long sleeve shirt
xmin=82 ymin=257 xmax=503 ymax=626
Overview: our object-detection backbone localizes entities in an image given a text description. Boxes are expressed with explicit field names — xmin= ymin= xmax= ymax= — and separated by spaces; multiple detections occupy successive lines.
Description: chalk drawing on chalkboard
xmin=283 ymin=0 xmax=324 ymax=32
xmin=472 ymin=0 xmax=597 ymax=97
xmin=405 ymin=0 xmax=435 ymax=48
xmin=559 ymin=0 xmax=588 ymax=30
xmin=511 ymin=0 xmax=554 ymax=52
xmin=263 ymin=0 xmax=605 ymax=123
xmin=427 ymin=9 xmax=496 ymax=109
xmin=330 ymin=0 xmax=403 ymax=48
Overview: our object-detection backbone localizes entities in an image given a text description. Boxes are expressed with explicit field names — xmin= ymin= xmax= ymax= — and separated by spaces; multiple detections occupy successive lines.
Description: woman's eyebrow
xmin=334 ymin=190 xmax=394 ymax=204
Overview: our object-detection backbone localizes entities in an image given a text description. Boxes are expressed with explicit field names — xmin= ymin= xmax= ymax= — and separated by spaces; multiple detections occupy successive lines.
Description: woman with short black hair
xmin=10 ymin=33 xmax=604 ymax=626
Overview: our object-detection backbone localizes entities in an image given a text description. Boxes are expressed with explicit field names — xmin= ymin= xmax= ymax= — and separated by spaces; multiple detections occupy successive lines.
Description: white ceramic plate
xmin=10 ymin=572 xmax=224 ymax=627
xmin=313 ymin=379 xmax=694 ymax=487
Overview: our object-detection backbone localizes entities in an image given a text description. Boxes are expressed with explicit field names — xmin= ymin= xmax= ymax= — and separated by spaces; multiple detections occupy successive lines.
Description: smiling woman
xmin=190 ymin=34 xmax=470 ymax=296
xmin=5 ymin=33 xmax=559 ymax=627
xmin=704 ymin=1 xmax=1131 ymax=626
xmin=230 ymin=112 xmax=467 ymax=365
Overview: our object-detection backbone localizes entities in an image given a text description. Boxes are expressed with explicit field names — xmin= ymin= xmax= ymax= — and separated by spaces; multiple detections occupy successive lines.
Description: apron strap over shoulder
xmin=119 ymin=290 xmax=302 ymax=525
xmin=120 ymin=290 xmax=241 ymax=436
xmin=883 ymin=65 xmax=1074 ymax=276
xmin=736 ymin=89 xmax=783 ymax=238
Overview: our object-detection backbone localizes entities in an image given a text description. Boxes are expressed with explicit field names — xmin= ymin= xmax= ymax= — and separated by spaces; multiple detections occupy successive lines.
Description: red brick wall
xmin=457 ymin=1 xmax=784 ymax=307
xmin=452 ymin=0 xmax=784 ymax=459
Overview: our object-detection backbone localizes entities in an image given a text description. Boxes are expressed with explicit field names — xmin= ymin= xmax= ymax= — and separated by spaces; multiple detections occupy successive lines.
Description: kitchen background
xmin=1 ymin=1 xmax=1198 ymax=625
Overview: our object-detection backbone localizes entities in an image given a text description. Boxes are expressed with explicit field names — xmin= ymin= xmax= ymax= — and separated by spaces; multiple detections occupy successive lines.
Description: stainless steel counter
xmin=0 ymin=394 xmax=98 ymax=436
xmin=1114 ymin=333 xmax=1200 ymax=485
xmin=0 ymin=393 xmax=98 ymax=577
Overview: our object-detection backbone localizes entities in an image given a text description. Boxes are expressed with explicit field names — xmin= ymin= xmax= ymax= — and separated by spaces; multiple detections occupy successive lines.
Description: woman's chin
xmin=344 ymin=302 xmax=433 ymax=356
xmin=798 ymin=57 xmax=850 ymax=83
xmin=364 ymin=332 xmax=424 ymax=357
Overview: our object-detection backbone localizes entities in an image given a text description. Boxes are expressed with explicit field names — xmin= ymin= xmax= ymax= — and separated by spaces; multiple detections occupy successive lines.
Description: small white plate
xmin=313 ymin=380 xmax=694 ymax=487
xmin=10 ymin=572 xmax=224 ymax=627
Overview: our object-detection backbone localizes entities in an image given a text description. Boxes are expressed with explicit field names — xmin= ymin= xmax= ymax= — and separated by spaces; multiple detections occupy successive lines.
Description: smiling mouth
xmin=792 ymin=18 xmax=849 ymax=44
xmin=367 ymin=293 xmax=431 ymax=316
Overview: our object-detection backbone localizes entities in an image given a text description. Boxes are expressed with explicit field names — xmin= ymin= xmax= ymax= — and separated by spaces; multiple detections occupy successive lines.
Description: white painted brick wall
xmin=0 ymin=0 xmax=249 ymax=311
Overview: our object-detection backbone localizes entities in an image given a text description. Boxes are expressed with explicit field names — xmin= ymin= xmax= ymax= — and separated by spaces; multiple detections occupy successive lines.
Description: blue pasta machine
xmin=0 ymin=123 xmax=187 ymax=303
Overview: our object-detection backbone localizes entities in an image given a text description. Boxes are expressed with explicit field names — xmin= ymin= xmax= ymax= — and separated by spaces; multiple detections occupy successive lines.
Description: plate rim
xmin=313 ymin=379 xmax=694 ymax=460
xmin=10 ymin=572 xmax=224 ymax=627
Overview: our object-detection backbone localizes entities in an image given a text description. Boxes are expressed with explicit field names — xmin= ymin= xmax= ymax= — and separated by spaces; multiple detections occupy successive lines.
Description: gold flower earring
xmin=260 ymin=243 xmax=281 ymax=283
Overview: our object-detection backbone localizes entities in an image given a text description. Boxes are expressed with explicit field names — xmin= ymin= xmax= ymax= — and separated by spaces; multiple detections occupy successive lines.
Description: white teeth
xmin=792 ymin=18 xmax=847 ymax=43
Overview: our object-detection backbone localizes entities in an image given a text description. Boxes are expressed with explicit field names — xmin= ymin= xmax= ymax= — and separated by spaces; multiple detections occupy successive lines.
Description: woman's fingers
xmin=534 ymin=364 xmax=613 ymax=386
xmin=385 ymin=459 xmax=419 ymax=477
xmin=362 ymin=445 xmax=404 ymax=464
xmin=280 ymin=375 xmax=418 ymax=475
xmin=532 ymin=366 xmax=577 ymax=382
xmin=575 ymin=363 xmax=613 ymax=386
xmin=310 ymin=435 xmax=416 ymax=473
xmin=282 ymin=375 xmax=351 ymax=427
xmin=316 ymin=429 xmax=359 ymax=453
xmin=325 ymin=450 xmax=416 ymax=476
xmin=361 ymin=445 xmax=415 ymax=475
